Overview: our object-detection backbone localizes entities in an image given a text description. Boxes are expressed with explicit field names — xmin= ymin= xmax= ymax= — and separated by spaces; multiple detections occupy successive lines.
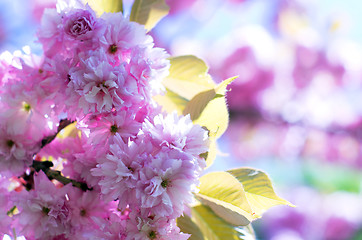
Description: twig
xmin=40 ymin=119 xmax=74 ymax=148
xmin=31 ymin=160 xmax=92 ymax=191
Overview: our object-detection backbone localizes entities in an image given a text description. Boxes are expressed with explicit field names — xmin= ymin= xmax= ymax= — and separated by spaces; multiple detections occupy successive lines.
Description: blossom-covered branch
xmin=0 ymin=0 xmax=209 ymax=238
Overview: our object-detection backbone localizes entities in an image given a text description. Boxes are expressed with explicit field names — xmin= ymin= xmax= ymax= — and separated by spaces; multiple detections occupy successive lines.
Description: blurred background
xmin=2 ymin=0 xmax=362 ymax=239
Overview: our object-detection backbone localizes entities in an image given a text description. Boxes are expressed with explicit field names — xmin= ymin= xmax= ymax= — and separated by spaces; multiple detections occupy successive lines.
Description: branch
xmin=45 ymin=169 xmax=92 ymax=191
xmin=32 ymin=120 xmax=92 ymax=191
xmin=31 ymin=160 xmax=92 ymax=191
xmin=40 ymin=119 xmax=74 ymax=148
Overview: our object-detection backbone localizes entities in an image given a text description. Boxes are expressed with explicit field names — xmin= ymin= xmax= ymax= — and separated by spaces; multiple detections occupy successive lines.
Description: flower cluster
xmin=0 ymin=0 xmax=209 ymax=239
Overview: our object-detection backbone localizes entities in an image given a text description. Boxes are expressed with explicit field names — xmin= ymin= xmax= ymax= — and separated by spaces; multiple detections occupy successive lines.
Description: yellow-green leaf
xmin=215 ymin=75 xmax=236 ymax=93
xmin=153 ymin=89 xmax=188 ymax=115
xmin=57 ymin=122 xmax=80 ymax=139
xmin=130 ymin=0 xmax=169 ymax=31
xmin=196 ymin=172 xmax=259 ymax=226
xmin=227 ymin=168 xmax=295 ymax=216
xmin=155 ymin=56 xmax=234 ymax=139
xmin=183 ymin=76 xmax=237 ymax=138
xmin=177 ymin=214 xmax=205 ymax=240
xmin=183 ymin=89 xmax=216 ymax=121
xmin=192 ymin=204 xmax=256 ymax=240
xmin=163 ymin=56 xmax=216 ymax=100
xmin=199 ymin=137 xmax=217 ymax=169
xmin=189 ymin=92 xmax=228 ymax=138
xmin=7 ymin=206 xmax=18 ymax=217
xmin=155 ymin=56 xmax=214 ymax=114
xmin=84 ymin=0 xmax=123 ymax=16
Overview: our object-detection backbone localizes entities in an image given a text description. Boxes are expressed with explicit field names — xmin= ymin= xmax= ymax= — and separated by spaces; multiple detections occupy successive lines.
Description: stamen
xmin=148 ymin=230 xmax=157 ymax=239
xmin=6 ymin=140 xmax=15 ymax=148
xmin=108 ymin=44 xmax=118 ymax=54
xmin=80 ymin=209 xmax=87 ymax=216
xmin=161 ymin=179 xmax=169 ymax=188
xmin=42 ymin=206 xmax=50 ymax=215
xmin=110 ymin=124 xmax=118 ymax=134
xmin=22 ymin=102 xmax=31 ymax=112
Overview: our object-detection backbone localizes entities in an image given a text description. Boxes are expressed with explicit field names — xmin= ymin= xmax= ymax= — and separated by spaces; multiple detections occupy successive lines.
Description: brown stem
xmin=40 ymin=119 xmax=74 ymax=148
xmin=31 ymin=160 xmax=92 ymax=191
xmin=44 ymin=168 xmax=92 ymax=191
xmin=32 ymin=120 xmax=91 ymax=191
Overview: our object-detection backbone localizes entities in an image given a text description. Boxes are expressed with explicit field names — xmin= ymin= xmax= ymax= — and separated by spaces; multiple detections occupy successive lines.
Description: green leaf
xmin=85 ymin=0 xmax=123 ymax=15
xmin=195 ymin=172 xmax=258 ymax=226
xmin=227 ymin=167 xmax=295 ymax=216
xmin=177 ymin=214 xmax=205 ymax=240
xmin=130 ymin=0 xmax=169 ymax=31
xmin=183 ymin=76 xmax=236 ymax=138
xmin=192 ymin=204 xmax=256 ymax=240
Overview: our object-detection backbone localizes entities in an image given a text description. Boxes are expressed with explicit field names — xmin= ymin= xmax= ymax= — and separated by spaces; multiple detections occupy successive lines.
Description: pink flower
xmin=100 ymin=12 xmax=152 ymax=59
xmin=30 ymin=0 xmax=57 ymax=22
xmin=125 ymin=46 xmax=169 ymax=104
xmin=137 ymin=150 xmax=198 ymax=219
xmin=65 ymin=188 xmax=113 ymax=237
xmin=91 ymin=134 xmax=153 ymax=210
xmin=80 ymin=111 xmax=142 ymax=146
xmin=0 ymin=51 xmax=19 ymax=88
xmin=63 ymin=8 xmax=97 ymax=40
xmin=38 ymin=4 xmax=104 ymax=57
xmin=0 ymin=127 xmax=37 ymax=176
xmin=13 ymin=171 xmax=72 ymax=239
xmin=0 ymin=81 xmax=55 ymax=139
xmin=41 ymin=55 xmax=80 ymax=115
xmin=65 ymin=49 xmax=128 ymax=117
xmin=142 ymin=112 xmax=209 ymax=158
xmin=38 ymin=8 xmax=65 ymax=57
xmin=99 ymin=12 xmax=169 ymax=103
xmin=91 ymin=111 xmax=208 ymax=218
xmin=91 ymin=212 xmax=127 ymax=240
xmin=69 ymin=141 xmax=107 ymax=188
xmin=0 ymin=176 xmax=13 ymax=236
xmin=0 ymin=59 xmax=58 ymax=176
xmin=126 ymin=211 xmax=190 ymax=240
